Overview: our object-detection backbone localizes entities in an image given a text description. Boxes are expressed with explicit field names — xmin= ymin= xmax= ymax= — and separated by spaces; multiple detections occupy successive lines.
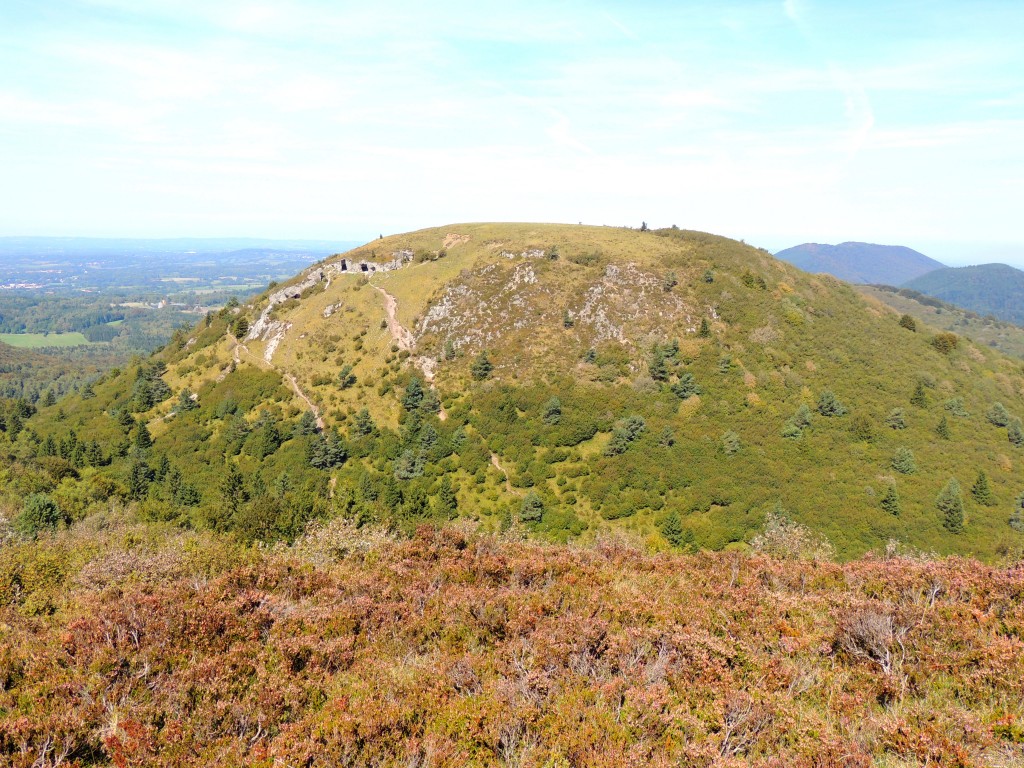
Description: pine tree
xmin=880 ymin=484 xmax=901 ymax=516
xmin=401 ymin=376 xmax=424 ymax=412
xmin=177 ymin=389 xmax=198 ymax=412
xmin=294 ymin=410 xmax=319 ymax=437
xmin=443 ymin=338 xmax=457 ymax=361
xmin=885 ymin=408 xmax=907 ymax=429
xmin=219 ymin=464 xmax=248 ymax=517
xmin=817 ymin=390 xmax=847 ymax=417
xmin=971 ymin=470 xmax=995 ymax=506
xmin=661 ymin=511 xmax=685 ymax=547
xmin=337 ymin=365 xmax=357 ymax=389
xmin=649 ymin=346 xmax=669 ymax=382
xmin=133 ymin=422 xmax=153 ymax=455
xmin=231 ymin=316 xmax=249 ymax=339
xmin=910 ymin=380 xmax=928 ymax=408
xmin=470 ymin=350 xmax=493 ymax=380
xmin=351 ymin=408 xmax=375 ymax=437
xmin=437 ymin=477 xmax=458 ymax=519
xmin=935 ymin=415 xmax=951 ymax=440
xmin=671 ymin=372 xmax=700 ymax=399
xmin=42 ymin=390 xmax=56 ymax=407
xmin=793 ymin=404 xmax=813 ymax=428
xmin=937 ymin=478 xmax=965 ymax=534
xmin=1009 ymin=420 xmax=1024 ymax=447
xmin=987 ymin=402 xmax=1011 ymax=427
xmin=542 ymin=397 xmax=562 ymax=425
xmin=519 ymin=492 xmax=544 ymax=523
xmin=698 ymin=318 xmax=710 ymax=338
xmin=127 ymin=460 xmax=153 ymax=501
xmin=892 ymin=447 xmax=917 ymax=474
xmin=14 ymin=494 xmax=62 ymax=537
xmin=1011 ymin=493 xmax=1024 ymax=533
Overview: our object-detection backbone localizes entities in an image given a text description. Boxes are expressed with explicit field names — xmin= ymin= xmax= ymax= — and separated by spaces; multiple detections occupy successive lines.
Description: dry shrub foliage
xmin=2 ymin=522 xmax=1024 ymax=767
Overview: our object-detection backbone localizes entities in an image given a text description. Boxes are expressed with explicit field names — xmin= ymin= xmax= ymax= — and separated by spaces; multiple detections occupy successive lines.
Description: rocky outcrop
xmin=247 ymin=268 xmax=324 ymax=344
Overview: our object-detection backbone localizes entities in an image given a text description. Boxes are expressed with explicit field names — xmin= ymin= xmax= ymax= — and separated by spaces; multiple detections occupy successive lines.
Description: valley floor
xmin=2 ymin=517 xmax=1023 ymax=767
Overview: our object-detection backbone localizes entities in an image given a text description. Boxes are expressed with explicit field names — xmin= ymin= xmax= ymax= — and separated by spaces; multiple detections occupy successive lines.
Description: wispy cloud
xmin=0 ymin=0 xmax=1021 ymax=253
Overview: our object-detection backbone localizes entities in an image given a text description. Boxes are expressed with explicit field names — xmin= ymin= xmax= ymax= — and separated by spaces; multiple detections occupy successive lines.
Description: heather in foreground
xmin=2 ymin=519 xmax=1023 ymax=767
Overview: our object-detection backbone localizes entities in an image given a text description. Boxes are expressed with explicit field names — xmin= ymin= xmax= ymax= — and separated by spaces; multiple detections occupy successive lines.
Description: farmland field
xmin=0 ymin=331 xmax=93 ymax=348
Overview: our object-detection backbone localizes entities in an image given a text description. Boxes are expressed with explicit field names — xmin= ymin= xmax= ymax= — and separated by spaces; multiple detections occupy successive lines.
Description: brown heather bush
xmin=1 ymin=521 xmax=1023 ymax=766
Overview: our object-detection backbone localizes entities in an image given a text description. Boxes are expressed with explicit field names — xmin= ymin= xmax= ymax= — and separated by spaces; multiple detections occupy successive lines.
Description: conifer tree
xmin=910 ymin=381 xmax=928 ymax=408
xmin=177 ymin=389 xmax=198 ymax=412
xmin=935 ymin=415 xmax=951 ymax=440
xmin=542 ymin=397 xmax=562 ymax=425
xmin=519 ymin=491 xmax=544 ymax=523
xmin=671 ymin=373 xmax=700 ymax=399
xmin=880 ymin=484 xmax=901 ymax=516
xmin=337 ymin=365 xmax=357 ymax=389
xmin=1009 ymin=420 xmax=1024 ymax=447
xmin=470 ymin=350 xmax=493 ymax=380
xmin=352 ymin=408 xmax=375 ymax=437
xmin=133 ymin=422 xmax=153 ymax=455
xmin=401 ymin=376 xmax=424 ymax=412
xmin=14 ymin=493 xmax=61 ymax=537
xmin=971 ymin=470 xmax=995 ymax=506
xmin=937 ymin=478 xmax=965 ymax=534
xmin=437 ymin=477 xmax=458 ymax=519
xmin=892 ymin=447 xmax=916 ymax=474
xmin=661 ymin=510 xmax=685 ymax=547
xmin=294 ymin=411 xmax=319 ymax=437
xmin=649 ymin=346 xmax=669 ymax=382
xmin=886 ymin=408 xmax=907 ymax=429
xmin=817 ymin=390 xmax=847 ymax=417
xmin=698 ymin=318 xmax=710 ymax=338
xmin=128 ymin=460 xmax=153 ymax=501
xmin=987 ymin=402 xmax=1011 ymax=427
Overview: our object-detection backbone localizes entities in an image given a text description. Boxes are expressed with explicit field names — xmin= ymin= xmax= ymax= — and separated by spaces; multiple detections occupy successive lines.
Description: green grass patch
xmin=0 ymin=331 xmax=94 ymax=348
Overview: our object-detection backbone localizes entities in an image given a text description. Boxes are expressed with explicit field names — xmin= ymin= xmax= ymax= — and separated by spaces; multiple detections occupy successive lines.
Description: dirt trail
xmin=373 ymin=283 xmax=448 ymax=421
xmin=286 ymin=374 xmax=326 ymax=430
xmin=224 ymin=332 xmax=325 ymax=431
xmin=374 ymin=286 xmax=417 ymax=353
xmin=490 ymin=454 xmax=520 ymax=495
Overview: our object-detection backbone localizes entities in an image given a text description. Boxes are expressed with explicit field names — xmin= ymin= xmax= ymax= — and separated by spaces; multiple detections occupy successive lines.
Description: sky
xmin=1 ymin=0 xmax=1022 ymax=264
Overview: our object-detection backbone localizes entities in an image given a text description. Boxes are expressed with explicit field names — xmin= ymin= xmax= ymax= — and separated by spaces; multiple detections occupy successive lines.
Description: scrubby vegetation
xmin=1 ymin=518 xmax=1023 ymax=766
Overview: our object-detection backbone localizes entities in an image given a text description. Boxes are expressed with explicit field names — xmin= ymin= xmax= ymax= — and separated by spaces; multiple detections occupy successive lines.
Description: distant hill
xmin=901 ymin=263 xmax=1024 ymax=325
xmin=775 ymin=241 xmax=945 ymax=285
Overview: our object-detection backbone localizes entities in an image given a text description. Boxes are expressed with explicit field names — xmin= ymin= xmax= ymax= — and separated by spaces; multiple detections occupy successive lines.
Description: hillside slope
xmin=776 ymin=242 xmax=944 ymax=285
xmin=9 ymin=223 xmax=1024 ymax=560
xmin=859 ymin=284 xmax=1024 ymax=360
xmin=903 ymin=263 xmax=1024 ymax=325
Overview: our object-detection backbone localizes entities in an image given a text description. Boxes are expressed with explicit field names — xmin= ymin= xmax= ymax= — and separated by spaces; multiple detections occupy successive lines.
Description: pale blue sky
xmin=1 ymin=0 xmax=1022 ymax=263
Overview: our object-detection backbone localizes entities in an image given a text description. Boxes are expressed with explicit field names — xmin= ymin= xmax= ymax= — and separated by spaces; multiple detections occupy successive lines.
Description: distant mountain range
xmin=775 ymin=241 xmax=945 ymax=285
xmin=902 ymin=263 xmax=1024 ymax=325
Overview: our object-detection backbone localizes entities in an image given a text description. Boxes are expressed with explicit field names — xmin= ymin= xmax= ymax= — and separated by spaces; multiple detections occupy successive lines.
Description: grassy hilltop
xmin=5 ymin=223 xmax=1024 ymax=559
